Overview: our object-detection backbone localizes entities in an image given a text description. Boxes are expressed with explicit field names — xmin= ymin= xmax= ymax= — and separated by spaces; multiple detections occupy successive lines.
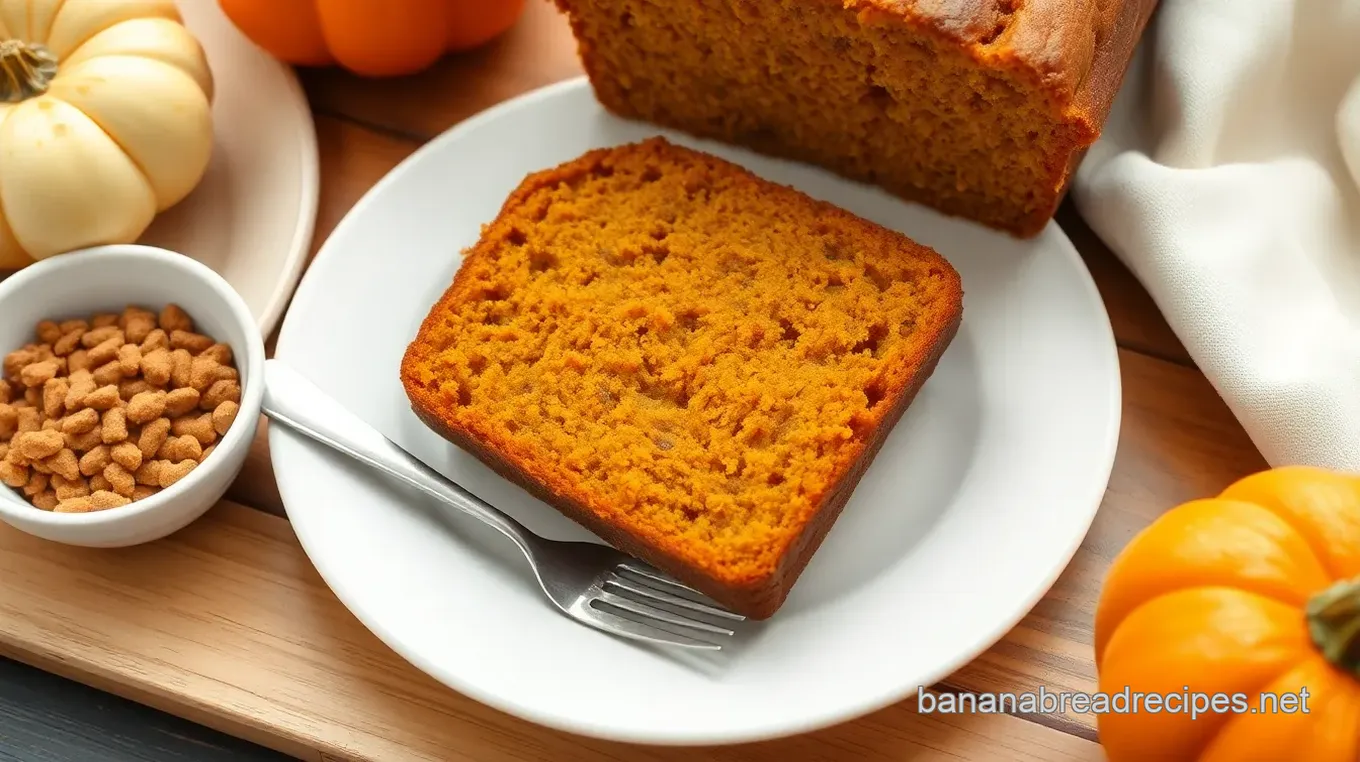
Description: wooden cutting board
xmin=0 ymin=3 xmax=1272 ymax=758
xmin=0 ymin=500 xmax=1103 ymax=762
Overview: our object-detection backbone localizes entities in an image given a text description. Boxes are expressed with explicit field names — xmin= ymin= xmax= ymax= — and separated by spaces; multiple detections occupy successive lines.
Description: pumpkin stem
xmin=1307 ymin=577 xmax=1360 ymax=676
xmin=0 ymin=39 xmax=58 ymax=102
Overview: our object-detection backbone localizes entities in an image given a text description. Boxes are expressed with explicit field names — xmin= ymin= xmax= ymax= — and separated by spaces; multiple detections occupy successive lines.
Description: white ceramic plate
xmin=270 ymin=78 xmax=1121 ymax=745
xmin=133 ymin=1 xmax=318 ymax=335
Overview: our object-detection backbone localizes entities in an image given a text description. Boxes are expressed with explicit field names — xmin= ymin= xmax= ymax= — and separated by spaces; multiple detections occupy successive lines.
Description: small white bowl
xmin=0 ymin=244 xmax=265 ymax=547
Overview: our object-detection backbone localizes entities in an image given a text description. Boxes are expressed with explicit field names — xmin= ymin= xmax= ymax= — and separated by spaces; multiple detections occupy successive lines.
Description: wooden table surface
xmin=0 ymin=4 xmax=1272 ymax=761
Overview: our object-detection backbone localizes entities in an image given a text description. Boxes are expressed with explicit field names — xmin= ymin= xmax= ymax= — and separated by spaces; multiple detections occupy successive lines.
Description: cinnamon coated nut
xmin=0 ymin=304 xmax=242 ymax=513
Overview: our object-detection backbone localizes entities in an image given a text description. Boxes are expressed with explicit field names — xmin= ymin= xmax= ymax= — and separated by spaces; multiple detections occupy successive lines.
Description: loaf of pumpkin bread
xmin=551 ymin=0 xmax=1159 ymax=238
xmin=400 ymin=138 xmax=962 ymax=619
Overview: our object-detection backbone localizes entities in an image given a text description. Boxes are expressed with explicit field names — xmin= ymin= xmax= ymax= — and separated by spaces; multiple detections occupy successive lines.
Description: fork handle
xmin=261 ymin=359 xmax=536 ymax=554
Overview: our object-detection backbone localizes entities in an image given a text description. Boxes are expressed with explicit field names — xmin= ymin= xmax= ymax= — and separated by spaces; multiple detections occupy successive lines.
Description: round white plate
xmin=138 ymin=0 xmax=318 ymax=336
xmin=270 ymin=77 xmax=1121 ymax=745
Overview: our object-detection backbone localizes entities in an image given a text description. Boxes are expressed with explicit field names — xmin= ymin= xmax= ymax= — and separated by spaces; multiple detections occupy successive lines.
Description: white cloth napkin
xmin=1072 ymin=0 xmax=1360 ymax=471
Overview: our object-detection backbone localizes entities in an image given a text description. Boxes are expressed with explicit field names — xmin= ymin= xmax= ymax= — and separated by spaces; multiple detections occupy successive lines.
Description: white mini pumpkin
xmin=0 ymin=0 xmax=214 ymax=268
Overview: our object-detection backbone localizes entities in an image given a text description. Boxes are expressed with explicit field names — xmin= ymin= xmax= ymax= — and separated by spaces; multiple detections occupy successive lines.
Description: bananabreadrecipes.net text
xmin=918 ymin=687 xmax=1310 ymax=720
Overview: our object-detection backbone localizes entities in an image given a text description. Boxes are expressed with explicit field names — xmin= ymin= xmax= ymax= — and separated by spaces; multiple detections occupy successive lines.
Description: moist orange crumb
xmin=401 ymin=138 xmax=962 ymax=618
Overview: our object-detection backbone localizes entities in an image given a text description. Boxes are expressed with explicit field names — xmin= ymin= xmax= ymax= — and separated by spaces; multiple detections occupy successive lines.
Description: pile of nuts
xmin=0 ymin=304 xmax=241 ymax=513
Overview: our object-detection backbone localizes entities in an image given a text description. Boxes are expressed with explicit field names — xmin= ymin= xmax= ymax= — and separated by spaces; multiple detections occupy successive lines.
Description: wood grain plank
xmin=299 ymin=0 xmax=584 ymax=143
xmin=0 ymin=501 xmax=1103 ymax=762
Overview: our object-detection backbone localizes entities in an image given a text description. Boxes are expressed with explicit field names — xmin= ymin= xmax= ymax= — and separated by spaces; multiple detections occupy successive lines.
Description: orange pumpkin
xmin=218 ymin=0 xmax=528 ymax=78
xmin=1095 ymin=465 xmax=1360 ymax=761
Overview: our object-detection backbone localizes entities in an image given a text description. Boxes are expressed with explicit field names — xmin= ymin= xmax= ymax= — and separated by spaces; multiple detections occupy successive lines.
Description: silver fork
xmin=261 ymin=359 xmax=744 ymax=650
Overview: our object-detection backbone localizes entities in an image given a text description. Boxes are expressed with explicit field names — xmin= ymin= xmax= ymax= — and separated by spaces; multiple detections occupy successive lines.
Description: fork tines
xmin=586 ymin=560 xmax=745 ymax=650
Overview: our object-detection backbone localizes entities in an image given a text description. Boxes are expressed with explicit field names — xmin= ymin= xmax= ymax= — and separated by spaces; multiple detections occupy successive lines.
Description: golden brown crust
xmin=851 ymin=0 xmax=1159 ymax=134
xmin=554 ymin=0 xmax=1158 ymax=238
xmin=401 ymin=138 xmax=963 ymax=619
xmin=910 ymin=0 xmax=1162 ymax=235
xmin=747 ymin=306 xmax=961 ymax=617
xmin=789 ymin=0 xmax=1160 ymax=236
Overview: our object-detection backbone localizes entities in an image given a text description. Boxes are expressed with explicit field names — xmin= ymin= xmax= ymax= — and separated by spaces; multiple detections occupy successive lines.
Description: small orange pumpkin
xmin=1095 ymin=465 xmax=1360 ymax=761
xmin=218 ymin=0 xmax=527 ymax=78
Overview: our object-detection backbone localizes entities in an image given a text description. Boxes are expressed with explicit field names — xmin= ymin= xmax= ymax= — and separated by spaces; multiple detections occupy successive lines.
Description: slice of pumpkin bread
xmin=401 ymin=137 xmax=962 ymax=619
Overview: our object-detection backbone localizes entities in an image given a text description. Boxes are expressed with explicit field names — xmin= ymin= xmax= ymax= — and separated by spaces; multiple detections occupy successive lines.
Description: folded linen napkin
xmin=1072 ymin=0 xmax=1360 ymax=471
